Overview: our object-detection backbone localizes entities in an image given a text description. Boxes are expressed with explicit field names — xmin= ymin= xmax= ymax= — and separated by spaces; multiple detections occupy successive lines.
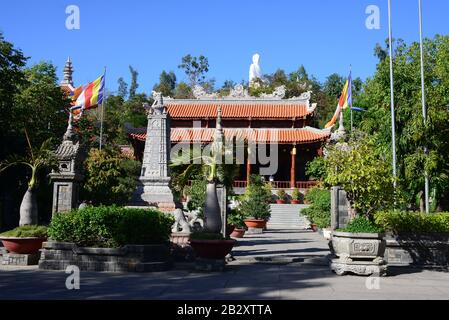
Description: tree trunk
xmin=19 ymin=187 xmax=38 ymax=226
xmin=204 ymin=181 xmax=222 ymax=233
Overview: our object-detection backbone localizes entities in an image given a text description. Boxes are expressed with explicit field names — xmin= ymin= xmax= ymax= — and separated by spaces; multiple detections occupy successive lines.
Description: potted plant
xmin=0 ymin=130 xmax=58 ymax=226
xmin=291 ymin=188 xmax=303 ymax=204
xmin=0 ymin=225 xmax=47 ymax=254
xmin=276 ymin=188 xmax=286 ymax=204
xmin=227 ymin=208 xmax=246 ymax=238
xmin=301 ymin=188 xmax=330 ymax=234
xmin=323 ymin=133 xmax=394 ymax=276
xmin=241 ymin=175 xmax=272 ymax=232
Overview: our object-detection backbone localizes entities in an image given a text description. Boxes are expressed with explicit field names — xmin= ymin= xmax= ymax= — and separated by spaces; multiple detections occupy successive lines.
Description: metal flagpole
xmin=418 ymin=0 xmax=430 ymax=213
xmin=99 ymin=67 xmax=107 ymax=151
xmin=350 ymin=65 xmax=353 ymax=132
xmin=388 ymin=0 xmax=398 ymax=189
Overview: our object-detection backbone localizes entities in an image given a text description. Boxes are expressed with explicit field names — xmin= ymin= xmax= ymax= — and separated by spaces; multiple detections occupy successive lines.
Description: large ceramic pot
xmin=244 ymin=219 xmax=267 ymax=229
xmin=291 ymin=200 xmax=301 ymax=204
xmin=190 ymin=239 xmax=236 ymax=259
xmin=226 ymin=224 xmax=235 ymax=237
xmin=204 ymin=182 xmax=222 ymax=233
xmin=0 ymin=237 xmax=46 ymax=254
xmin=331 ymin=231 xmax=386 ymax=260
xmin=276 ymin=199 xmax=285 ymax=204
xmin=230 ymin=228 xmax=246 ymax=238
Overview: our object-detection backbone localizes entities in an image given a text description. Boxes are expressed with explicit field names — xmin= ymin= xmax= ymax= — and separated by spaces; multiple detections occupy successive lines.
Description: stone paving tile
xmin=1 ymin=229 xmax=449 ymax=299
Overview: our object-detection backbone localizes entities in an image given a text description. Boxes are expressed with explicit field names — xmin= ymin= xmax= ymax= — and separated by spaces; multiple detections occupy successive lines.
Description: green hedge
xmin=302 ymin=188 xmax=330 ymax=228
xmin=48 ymin=206 xmax=174 ymax=247
xmin=340 ymin=216 xmax=384 ymax=233
xmin=375 ymin=211 xmax=449 ymax=233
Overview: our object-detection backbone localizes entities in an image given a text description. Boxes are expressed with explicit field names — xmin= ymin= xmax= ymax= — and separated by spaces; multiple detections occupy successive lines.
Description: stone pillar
xmin=49 ymin=117 xmax=84 ymax=215
xmin=331 ymin=186 xmax=350 ymax=230
xmin=290 ymin=145 xmax=296 ymax=188
xmin=131 ymin=94 xmax=175 ymax=212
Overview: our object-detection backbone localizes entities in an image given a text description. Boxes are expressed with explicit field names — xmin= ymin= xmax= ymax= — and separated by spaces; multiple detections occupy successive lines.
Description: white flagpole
xmin=388 ymin=0 xmax=398 ymax=189
xmin=418 ymin=0 xmax=430 ymax=213
xmin=350 ymin=65 xmax=353 ymax=132
xmin=99 ymin=67 xmax=107 ymax=151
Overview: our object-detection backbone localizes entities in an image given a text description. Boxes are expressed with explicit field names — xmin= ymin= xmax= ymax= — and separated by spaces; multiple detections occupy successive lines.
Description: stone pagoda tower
xmin=130 ymin=93 xmax=175 ymax=212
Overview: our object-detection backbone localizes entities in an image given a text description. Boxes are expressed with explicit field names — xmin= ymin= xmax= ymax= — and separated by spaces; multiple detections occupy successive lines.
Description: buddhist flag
xmin=325 ymin=72 xmax=352 ymax=129
xmin=75 ymin=75 xmax=105 ymax=110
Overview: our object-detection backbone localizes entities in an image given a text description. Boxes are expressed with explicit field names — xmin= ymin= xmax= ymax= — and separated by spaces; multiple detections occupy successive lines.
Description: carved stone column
xmin=130 ymin=94 xmax=175 ymax=212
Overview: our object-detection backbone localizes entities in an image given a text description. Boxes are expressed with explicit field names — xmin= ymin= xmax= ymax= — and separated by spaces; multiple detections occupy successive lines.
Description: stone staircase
xmin=267 ymin=204 xmax=311 ymax=230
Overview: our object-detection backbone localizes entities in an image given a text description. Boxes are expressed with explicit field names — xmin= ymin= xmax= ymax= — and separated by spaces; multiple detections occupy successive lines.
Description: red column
xmin=290 ymin=145 xmax=297 ymax=188
xmin=246 ymin=146 xmax=251 ymax=186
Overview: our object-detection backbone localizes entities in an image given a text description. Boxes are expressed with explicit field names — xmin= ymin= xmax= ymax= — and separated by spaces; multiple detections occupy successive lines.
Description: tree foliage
xmin=81 ymin=148 xmax=141 ymax=206
xmin=178 ymin=54 xmax=209 ymax=87
xmin=323 ymin=132 xmax=396 ymax=218
xmin=358 ymin=35 xmax=449 ymax=210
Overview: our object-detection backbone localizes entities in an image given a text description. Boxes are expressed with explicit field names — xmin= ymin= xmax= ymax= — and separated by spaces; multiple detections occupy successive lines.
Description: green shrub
xmin=227 ymin=208 xmax=246 ymax=228
xmin=239 ymin=175 xmax=271 ymax=220
xmin=292 ymin=188 xmax=303 ymax=201
xmin=186 ymin=179 xmax=207 ymax=219
xmin=302 ymin=187 xmax=331 ymax=228
xmin=276 ymin=188 xmax=286 ymax=200
xmin=48 ymin=206 xmax=174 ymax=247
xmin=0 ymin=225 xmax=48 ymax=238
xmin=375 ymin=211 xmax=449 ymax=233
xmin=340 ymin=216 xmax=384 ymax=233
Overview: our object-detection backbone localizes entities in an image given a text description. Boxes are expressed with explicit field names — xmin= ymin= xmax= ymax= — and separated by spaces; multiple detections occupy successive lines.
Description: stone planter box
xmin=331 ymin=231 xmax=386 ymax=260
xmin=39 ymin=241 xmax=172 ymax=272
xmin=385 ymin=233 xmax=449 ymax=267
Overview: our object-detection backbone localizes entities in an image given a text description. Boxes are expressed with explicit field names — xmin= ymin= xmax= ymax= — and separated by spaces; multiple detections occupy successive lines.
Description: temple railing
xmin=185 ymin=180 xmax=318 ymax=189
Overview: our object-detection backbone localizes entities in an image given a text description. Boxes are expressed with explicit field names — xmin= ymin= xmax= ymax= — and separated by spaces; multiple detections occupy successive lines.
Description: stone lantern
xmin=49 ymin=115 xmax=84 ymax=215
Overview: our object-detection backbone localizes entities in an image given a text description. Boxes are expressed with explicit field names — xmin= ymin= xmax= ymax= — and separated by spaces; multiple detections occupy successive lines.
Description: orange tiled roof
xmin=129 ymin=127 xmax=330 ymax=144
xmin=164 ymin=100 xmax=314 ymax=119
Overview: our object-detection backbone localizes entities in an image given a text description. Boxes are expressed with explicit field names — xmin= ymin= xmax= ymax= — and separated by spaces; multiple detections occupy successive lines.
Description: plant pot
xmin=291 ymin=200 xmax=301 ymax=204
xmin=331 ymin=231 xmax=386 ymax=260
xmin=276 ymin=199 xmax=286 ymax=204
xmin=230 ymin=228 xmax=246 ymax=238
xmin=310 ymin=224 xmax=318 ymax=232
xmin=190 ymin=239 xmax=236 ymax=259
xmin=244 ymin=219 xmax=267 ymax=229
xmin=0 ymin=237 xmax=46 ymax=254
xmin=226 ymin=224 xmax=235 ymax=237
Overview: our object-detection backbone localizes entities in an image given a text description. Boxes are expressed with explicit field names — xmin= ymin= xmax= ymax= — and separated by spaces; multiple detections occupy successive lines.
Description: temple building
xmin=59 ymin=57 xmax=332 ymax=191
xmin=127 ymin=85 xmax=331 ymax=191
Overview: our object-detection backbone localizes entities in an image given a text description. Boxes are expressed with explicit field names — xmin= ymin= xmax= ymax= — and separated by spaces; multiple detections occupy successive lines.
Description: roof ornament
xmin=260 ymin=85 xmax=286 ymax=99
xmin=228 ymin=84 xmax=250 ymax=99
xmin=149 ymin=91 xmax=167 ymax=115
xmin=193 ymin=85 xmax=218 ymax=99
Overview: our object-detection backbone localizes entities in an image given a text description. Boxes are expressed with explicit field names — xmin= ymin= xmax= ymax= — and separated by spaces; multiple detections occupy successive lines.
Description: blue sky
xmin=1 ymin=0 xmax=448 ymax=94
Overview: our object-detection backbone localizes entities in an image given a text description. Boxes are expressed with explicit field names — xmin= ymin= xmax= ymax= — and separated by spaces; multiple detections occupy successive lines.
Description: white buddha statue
xmin=249 ymin=53 xmax=263 ymax=85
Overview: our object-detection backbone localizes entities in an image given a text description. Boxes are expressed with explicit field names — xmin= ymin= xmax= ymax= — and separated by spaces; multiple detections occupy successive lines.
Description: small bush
xmin=292 ymin=188 xmax=303 ymax=201
xmin=0 ymin=225 xmax=48 ymax=238
xmin=239 ymin=175 xmax=271 ymax=220
xmin=302 ymin=188 xmax=330 ymax=228
xmin=276 ymin=188 xmax=286 ymax=200
xmin=48 ymin=206 xmax=174 ymax=247
xmin=227 ymin=208 xmax=246 ymax=228
xmin=340 ymin=216 xmax=384 ymax=233
xmin=375 ymin=211 xmax=449 ymax=233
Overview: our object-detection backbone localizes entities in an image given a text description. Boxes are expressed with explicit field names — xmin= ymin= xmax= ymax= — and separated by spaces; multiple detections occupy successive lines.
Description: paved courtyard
xmin=1 ymin=229 xmax=449 ymax=300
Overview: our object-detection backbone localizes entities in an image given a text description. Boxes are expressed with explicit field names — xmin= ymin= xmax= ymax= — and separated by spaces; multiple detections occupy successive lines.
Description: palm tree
xmin=0 ymin=130 xmax=58 ymax=225
xmin=170 ymin=107 xmax=238 ymax=234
